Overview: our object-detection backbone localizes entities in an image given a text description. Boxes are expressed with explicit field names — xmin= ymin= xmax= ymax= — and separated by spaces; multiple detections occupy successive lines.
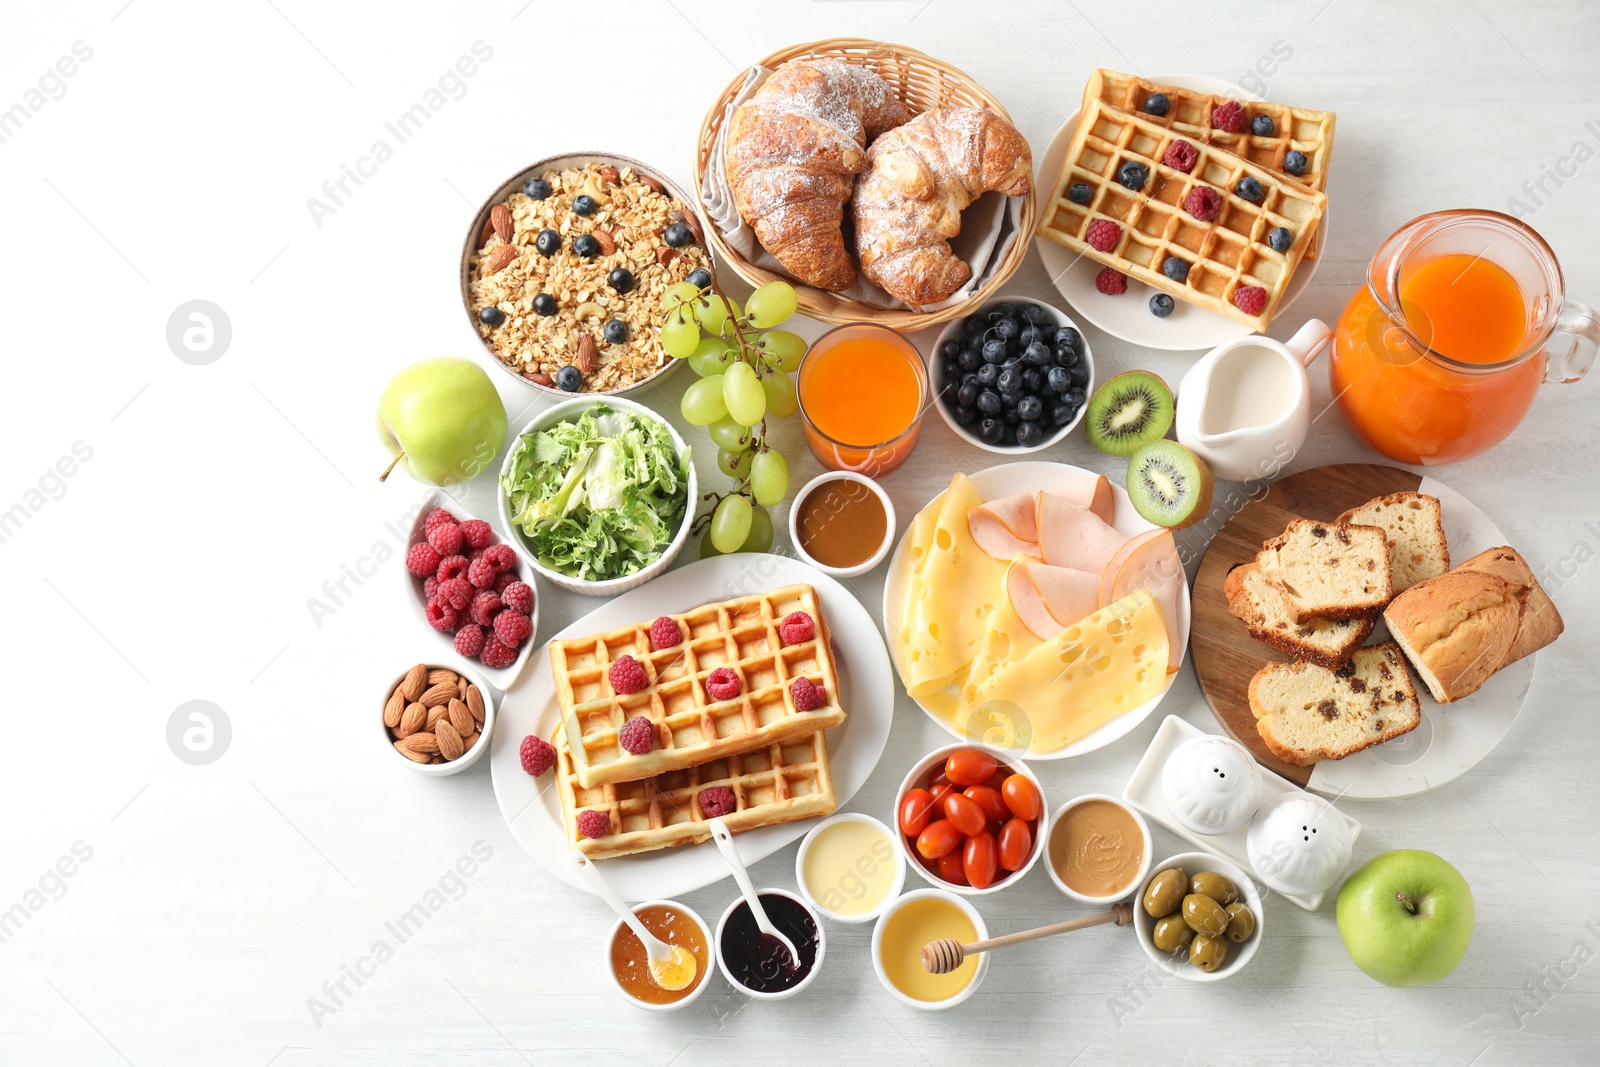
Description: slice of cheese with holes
xmin=964 ymin=589 xmax=1169 ymax=753
xmin=898 ymin=473 xmax=1007 ymax=701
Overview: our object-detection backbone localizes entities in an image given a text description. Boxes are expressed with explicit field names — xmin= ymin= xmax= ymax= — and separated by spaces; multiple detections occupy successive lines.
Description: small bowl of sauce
xmin=871 ymin=888 xmax=989 ymax=1010
xmin=715 ymin=888 xmax=825 ymax=1000
xmin=606 ymin=899 xmax=716 ymax=1011
xmin=1045 ymin=794 xmax=1153 ymax=905
xmin=796 ymin=813 xmax=906 ymax=924
xmin=788 ymin=471 xmax=896 ymax=578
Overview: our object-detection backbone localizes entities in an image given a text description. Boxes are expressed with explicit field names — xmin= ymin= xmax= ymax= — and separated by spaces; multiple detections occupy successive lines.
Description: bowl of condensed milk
xmin=1045 ymin=794 xmax=1153 ymax=905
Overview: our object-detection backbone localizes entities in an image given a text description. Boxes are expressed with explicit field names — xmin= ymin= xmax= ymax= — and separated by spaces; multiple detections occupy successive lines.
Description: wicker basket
xmin=694 ymin=38 xmax=1036 ymax=330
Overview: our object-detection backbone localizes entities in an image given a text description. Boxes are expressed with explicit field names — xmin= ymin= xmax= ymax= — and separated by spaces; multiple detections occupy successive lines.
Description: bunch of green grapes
xmin=663 ymin=276 xmax=806 ymax=555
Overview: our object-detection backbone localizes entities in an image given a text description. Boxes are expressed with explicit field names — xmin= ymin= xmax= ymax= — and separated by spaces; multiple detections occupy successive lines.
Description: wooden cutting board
xmin=1190 ymin=463 xmax=1422 ymax=785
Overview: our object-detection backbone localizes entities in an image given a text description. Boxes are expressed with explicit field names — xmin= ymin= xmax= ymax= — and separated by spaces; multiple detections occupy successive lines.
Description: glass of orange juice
xmin=797 ymin=324 xmax=928 ymax=475
xmin=1329 ymin=209 xmax=1597 ymax=466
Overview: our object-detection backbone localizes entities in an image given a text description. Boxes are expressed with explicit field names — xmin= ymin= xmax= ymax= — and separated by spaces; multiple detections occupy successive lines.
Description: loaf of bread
xmin=1336 ymin=492 xmax=1449 ymax=594
xmin=1452 ymin=546 xmax=1563 ymax=667
xmin=1224 ymin=563 xmax=1374 ymax=670
xmin=1248 ymin=642 xmax=1421 ymax=766
xmin=1383 ymin=570 xmax=1522 ymax=703
xmin=1256 ymin=519 xmax=1393 ymax=621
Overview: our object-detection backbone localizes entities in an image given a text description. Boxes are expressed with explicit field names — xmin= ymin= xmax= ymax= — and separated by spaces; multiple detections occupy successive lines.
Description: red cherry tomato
xmin=916 ymin=818 xmax=964 ymax=860
xmin=963 ymin=785 xmax=1009 ymax=824
xmin=928 ymin=780 xmax=958 ymax=811
xmin=998 ymin=817 xmax=1033 ymax=871
xmin=983 ymin=768 xmax=1010 ymax=791
xmin=936 ymin=851 xmax=968 ymax=886
xmin=963 ymin=830 xmax=998 ymax=889
xmin=929 ymin=768 xmax=950 ymax=790
xmin=945 ymin=749 xmax=999 ymax=787
xmin=898 ymin=788 xmax=934 ymax=837
xmin=1001 ymin=773 xmax=1043 ymax=821
xmin=943 ymin=793 xmax=986 ymax=836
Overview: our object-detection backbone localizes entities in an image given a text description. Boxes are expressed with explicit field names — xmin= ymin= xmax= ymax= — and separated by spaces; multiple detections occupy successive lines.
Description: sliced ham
xmin=1040 ymin=475 xmax=1115 ymax=525
xmin=1006 ymin=560 xmax=1102 ymax=641
xmin=1099 ymin=528 xmax=1187 ymax=670
xmin=1036 ymin=495 xmax=1128 ymax=574
xmin=967 ymin=491 xmax=1040 ymax=560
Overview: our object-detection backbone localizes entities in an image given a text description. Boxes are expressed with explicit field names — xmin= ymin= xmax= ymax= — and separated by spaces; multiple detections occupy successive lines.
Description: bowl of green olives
xmin=1132 ymin=851 xmax=1262 ymax=982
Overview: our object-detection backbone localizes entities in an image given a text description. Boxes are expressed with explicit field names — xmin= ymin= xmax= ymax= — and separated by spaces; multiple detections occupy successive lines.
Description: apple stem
xmin=1396 ymin=891 xmax=1418 ymax=915
xmin=379 ymin=452 xmax=405 ymax=482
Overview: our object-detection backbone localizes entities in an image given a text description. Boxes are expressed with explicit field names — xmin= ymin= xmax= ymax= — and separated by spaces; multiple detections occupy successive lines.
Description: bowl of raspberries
xmin=403 ymin=492 xmax=539 ymax=688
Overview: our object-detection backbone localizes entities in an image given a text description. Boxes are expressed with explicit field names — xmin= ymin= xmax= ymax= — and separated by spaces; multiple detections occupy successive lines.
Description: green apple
xmin=377 ymin=358 xmax=507 ymax=486
xmin=1336 ymin=849 xmax=1474 ymax=987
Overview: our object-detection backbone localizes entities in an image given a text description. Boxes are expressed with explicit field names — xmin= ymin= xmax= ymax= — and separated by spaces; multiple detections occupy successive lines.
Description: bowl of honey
xmin=796 ymin=323 xmax=929 ymax=475
xmin=605 ymin=899 xmax=717 ymax=1011
xmin=788 ymin=472 xmax=897 ymax=579
xmin=871 ymin=888 xmax=990 ymax=1010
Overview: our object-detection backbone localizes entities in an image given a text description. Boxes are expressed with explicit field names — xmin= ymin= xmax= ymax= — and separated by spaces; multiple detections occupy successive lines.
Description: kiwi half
xmin=1127 ymin=440 xmax=1213 ymax=529
xmin=1084 ymin=371 xmax=1175 ymax=456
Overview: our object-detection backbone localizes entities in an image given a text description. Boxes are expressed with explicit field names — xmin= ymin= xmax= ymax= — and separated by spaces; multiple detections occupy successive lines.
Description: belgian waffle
xmin=551 ymin=584 xmax=845 ymax=788
xmin=554 ymin=723 xmax=837 ymax=859
xmin=1039 ymin=97 xmax=1327 ymax=330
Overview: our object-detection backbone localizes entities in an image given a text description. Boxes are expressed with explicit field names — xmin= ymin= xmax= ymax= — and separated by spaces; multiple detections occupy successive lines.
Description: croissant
xmin=725 ymin=58 xmax=908 ymax=291
xmin=852 ymin=107 xmax=1033 ymax=307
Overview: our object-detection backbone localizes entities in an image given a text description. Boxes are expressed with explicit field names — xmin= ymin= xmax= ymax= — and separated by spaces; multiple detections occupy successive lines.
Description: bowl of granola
xmin=461 ymin=154 xmax=714 ymax=396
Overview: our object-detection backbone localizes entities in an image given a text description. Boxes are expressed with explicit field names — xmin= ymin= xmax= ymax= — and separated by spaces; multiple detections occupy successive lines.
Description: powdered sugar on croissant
xmin=853 ymin=107 xmax=1032 ymax=307
xmin=726 ymin=58 xmax=908 ymax=291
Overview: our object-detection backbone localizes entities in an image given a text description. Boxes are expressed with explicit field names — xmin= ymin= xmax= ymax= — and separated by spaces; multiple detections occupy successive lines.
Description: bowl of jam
xmin=606 ymin=898 xmax=716 ymax=1011
xmin=715 ymin=888 xmax=825 ymax=999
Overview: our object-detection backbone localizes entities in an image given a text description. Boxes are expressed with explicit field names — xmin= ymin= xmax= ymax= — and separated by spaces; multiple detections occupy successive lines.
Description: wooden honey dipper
xmin=921 ymin=902 xmax=1135 ymax=974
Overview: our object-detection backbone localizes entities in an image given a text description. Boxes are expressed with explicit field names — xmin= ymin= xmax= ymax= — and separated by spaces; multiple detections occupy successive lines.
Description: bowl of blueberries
xmin=930 ymin=297 xmax=1094 ymax=452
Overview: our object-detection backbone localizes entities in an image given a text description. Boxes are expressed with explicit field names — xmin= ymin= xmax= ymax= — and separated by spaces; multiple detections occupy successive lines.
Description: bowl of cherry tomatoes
xmin=893 ymin=743 xmax=1046 ymax=896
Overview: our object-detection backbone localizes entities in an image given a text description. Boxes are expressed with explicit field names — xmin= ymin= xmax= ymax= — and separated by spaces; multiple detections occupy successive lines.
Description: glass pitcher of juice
xmin=1329 ymin=209 xmax=1597 ymax=465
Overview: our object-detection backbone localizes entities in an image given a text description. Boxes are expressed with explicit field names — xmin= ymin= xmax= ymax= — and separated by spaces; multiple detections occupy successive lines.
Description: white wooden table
xmin=2 ymin=2 xmax=1597 ymax=1063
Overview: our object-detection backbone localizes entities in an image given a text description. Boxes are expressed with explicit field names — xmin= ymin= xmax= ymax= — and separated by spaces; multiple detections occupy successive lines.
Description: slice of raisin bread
xmin=1336 ymin=492 xmax=1449 ymax=594
xmin=1248 ymin=642 xmax=1421 ymax=766
xmin=1224 ymin=563 xmax=1374 ymax=670
xmin=1256 ymin=519 xmax=1393 ymax=621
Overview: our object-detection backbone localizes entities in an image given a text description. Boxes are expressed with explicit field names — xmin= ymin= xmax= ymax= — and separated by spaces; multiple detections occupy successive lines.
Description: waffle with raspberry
xmin=1039 ymin=97 xmax=1326 ymax=330
xmin=553 ymin=723 xmax=837 ymax=859
xmin=550 ymin=584 xmax=845 ymax=788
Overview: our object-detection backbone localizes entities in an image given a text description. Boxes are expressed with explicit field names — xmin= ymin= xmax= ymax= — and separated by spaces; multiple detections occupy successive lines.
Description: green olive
xmin=1181 ymin=893 xmax=1229 ymax=938
xmin=1189 ymin=871 xmax=1238 ymax=906
xmin=1151 ymin=914 xmax=1195 ymax=954
xmin=1224 ymin=901 xmax=1256 ymax=943
xmin=1141 ymin=867 xmax=1187 ymax=918
xmin=1189 ymin=933 xmax=1228 ymax=972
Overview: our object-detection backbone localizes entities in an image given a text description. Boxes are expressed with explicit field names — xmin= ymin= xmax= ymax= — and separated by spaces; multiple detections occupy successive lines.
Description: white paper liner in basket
xmin=701 ymin=66 xmax=1025 ymax=313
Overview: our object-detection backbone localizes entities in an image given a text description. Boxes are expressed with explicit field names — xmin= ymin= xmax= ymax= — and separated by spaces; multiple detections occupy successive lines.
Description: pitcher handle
xmin=1285 ymin=318 xmax=1334 ymax=368
xmin=1547 ymin=300 xmax=1599 ymax=384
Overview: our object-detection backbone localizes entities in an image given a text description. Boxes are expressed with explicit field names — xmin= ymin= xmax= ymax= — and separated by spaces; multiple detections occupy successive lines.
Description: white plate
xmin=403 ymin=489 xmax=539 ymax=691
xmin=1299 ymin=474 xmax=1534 ymax=800
xmin=1123 ymin=716 xmax=1361 ymax=911
xmin=488 ymin=553 xmax=895 ymax=901
xmin=880 ymin=461 xmax=1192 ymax=758
xmin=1033 ymin=73 xmax=1326 ymax=351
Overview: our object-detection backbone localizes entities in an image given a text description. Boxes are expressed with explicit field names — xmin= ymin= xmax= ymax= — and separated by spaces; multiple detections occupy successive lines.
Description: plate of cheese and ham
xmin=883 ymin=462 xmax=1191 ymax=758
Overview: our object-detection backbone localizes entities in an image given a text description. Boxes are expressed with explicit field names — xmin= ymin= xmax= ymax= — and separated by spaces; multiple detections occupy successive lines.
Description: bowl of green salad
xmin=498 ymin=397 xmax=697 ymax=596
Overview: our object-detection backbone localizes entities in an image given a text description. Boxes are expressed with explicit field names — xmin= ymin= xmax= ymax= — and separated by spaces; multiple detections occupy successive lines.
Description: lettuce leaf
xmin=500 ymin=404 xmax=689 ymax=581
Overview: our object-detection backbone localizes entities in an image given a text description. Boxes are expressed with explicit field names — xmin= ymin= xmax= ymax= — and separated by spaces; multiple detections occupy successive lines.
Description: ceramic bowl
xmin=459 ymin=151 xmax=708 ymax=397
xmin=498 ymin=395 xmax=697 ymax=597
xmin=1133 ymin=851 xmax=1265 ymax=982
xmin=794 ymin=813 xmax=906 ymax=925
xmin=894 ymin=742 xmax=1046 ymax=896
xmin=870 ymin=888 xmax=990 ymax=1011
xmin=1043 ymin=793 xmax=1154 ymax=906
xmin=714 ymin=888 xmax=826 ymax=1000
xmin=787 ymin=471 xmax=897 ymax=578
xmin=604 ymin=898 xmax=718 ymax=1012
xmin=403 ymin=488 xmax=538 ymax=690
xmin=1160 ymin=734 xmax=1263 ymax=837
xmin=929 ymin=296 xmax=1094 ymax=454
xmin=380 ymin=662 xmax=496 ymax=777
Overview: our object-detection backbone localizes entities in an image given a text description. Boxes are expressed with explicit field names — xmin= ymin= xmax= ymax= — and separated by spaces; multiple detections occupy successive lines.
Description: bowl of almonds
xmin=460 ymin=153 xmax=714 ymax=397
xmin=383 ymin=662 xmax=496 ymax=776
